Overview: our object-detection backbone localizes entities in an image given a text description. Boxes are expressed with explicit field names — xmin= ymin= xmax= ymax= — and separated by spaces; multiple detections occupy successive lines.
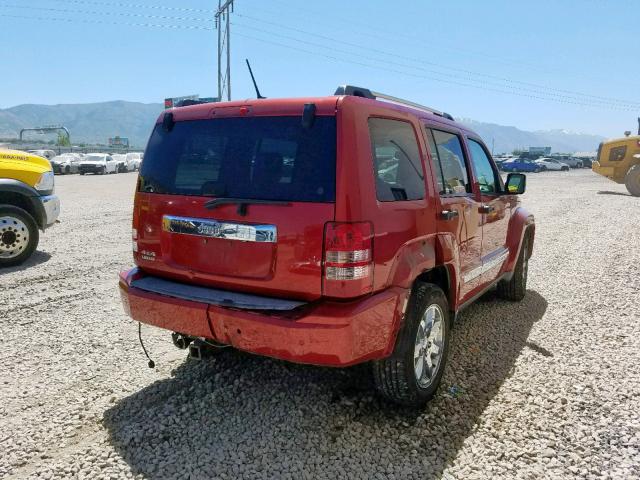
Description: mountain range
xmin=0 ymin=101 xmax=604 ymax=153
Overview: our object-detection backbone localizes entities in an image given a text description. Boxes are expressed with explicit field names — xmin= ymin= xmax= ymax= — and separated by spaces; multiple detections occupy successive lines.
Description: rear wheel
xmin=497 ymin=233 xmax=529 ymax=301
xmin=0 ymin=205 xmax=39 ymax=267
xmin=534 ymin=167 xmax=541 ymax=173
xmin=625 ymin=165 xmax=640 ymax=197
xmin=372 ymin=283 xmax=450 ymax=407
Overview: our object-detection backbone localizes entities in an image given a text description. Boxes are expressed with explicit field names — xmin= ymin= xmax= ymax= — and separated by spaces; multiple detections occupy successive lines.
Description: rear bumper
xmin=119 ymin=268 xmax=408 ymax=367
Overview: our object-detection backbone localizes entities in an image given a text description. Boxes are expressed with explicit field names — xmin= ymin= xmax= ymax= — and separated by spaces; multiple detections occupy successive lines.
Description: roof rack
xmin=334 ymin=85 xmax=454 ymax=121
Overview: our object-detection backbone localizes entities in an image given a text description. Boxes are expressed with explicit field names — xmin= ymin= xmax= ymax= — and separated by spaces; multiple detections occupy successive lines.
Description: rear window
xmin=139 ymin=116 xmax=336 ymax=202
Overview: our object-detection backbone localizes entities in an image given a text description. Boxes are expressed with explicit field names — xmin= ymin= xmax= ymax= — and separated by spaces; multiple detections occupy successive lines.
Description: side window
xmin=430 ymin=129 xmax=471 ymax=195
xmin=467 ymin=139 xmax=499 ymax=194
xmin=426 ymin=130 xmax=445 ymax=194
xmin=368 ymin=118 xmax=426 ymax=202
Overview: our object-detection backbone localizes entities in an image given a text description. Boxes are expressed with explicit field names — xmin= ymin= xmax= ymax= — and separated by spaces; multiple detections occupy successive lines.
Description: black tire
xmin=534 ymin=167 xmax=541 ymax=173
xmin=0 ymin=205 xmax=40 ymax=268
xmin=372 ymin=283 xmax=450 ymax=407
xmin=80 ymin=171 xmax=85 ymax=175
xmin=100 ymin=167 xmax=106 ymax=175
xmin=497 ymin=233 xmax=530 ymax=301
xmin=65 ymin=165 xmax=71 ymax=174
xmin=562 ymin=166 xmax=569 ymax=171
xmin=624 ymin=165 xmax=640 ymax=197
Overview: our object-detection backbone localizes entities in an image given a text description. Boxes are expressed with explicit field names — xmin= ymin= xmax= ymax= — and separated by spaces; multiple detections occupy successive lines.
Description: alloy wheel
xmin=414 ymin=304 xmax=445 ymax=388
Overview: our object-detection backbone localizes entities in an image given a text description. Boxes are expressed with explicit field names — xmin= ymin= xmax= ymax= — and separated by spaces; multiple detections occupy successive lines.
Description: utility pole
xmin=215 ymin=0 xmax=234 ymax=102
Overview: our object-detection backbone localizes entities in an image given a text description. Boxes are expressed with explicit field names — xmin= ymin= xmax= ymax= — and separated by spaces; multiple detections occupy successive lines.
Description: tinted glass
xmin=368 ymin=118 xmax=425 ymax=202
xmin=426 ymin=130 xmax=446 ymax=194
xmin=139 ymin=116 xmax=336 ymax=202
xmin=431 ymin=129 xmax=470 ymax=194
xmin=468 ymin=139 xmax=498 ymax=194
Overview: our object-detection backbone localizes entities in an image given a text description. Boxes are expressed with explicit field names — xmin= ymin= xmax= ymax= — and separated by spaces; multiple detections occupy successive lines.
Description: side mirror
xmin=505 ymin=173 xmax=526 ymax=194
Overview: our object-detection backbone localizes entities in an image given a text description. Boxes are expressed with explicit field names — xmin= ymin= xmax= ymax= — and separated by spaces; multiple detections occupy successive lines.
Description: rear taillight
xmin=323 ymin=222 xmax=373 ymax=298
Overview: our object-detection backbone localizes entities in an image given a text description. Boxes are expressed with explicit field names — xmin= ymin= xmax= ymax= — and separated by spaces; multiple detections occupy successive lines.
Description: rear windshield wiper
xmin=204 ymin=198 xmax=290 ymax=216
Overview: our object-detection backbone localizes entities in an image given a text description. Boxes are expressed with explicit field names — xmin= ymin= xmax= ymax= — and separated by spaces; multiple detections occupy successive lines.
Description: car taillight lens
xmin=323 ymin=222 xmax=373 ymax=297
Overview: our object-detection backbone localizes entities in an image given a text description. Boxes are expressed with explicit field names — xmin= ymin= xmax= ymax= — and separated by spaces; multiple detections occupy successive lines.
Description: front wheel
xmin=625 ymin=165 xmax=640 ymax=197
xmin=0 ymin=205 xmax=40 ymax=268
xmin=372 ymin=283 xmax=450 ymax=407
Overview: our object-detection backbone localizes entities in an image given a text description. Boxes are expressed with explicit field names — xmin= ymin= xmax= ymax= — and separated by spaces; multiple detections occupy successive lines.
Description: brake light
xmin=323 ymin=222 xmax=373 ymax=297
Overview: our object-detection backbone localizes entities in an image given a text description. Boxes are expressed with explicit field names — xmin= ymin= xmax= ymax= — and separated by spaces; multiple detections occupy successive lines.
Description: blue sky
xmin=1 ymin=0 xmax=638 ymax=137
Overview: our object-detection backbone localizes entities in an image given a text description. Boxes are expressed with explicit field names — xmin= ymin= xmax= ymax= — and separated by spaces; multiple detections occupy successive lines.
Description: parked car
xmin=78 ymin=153 xmax=118 ymax=175
xmin=534 ymin=157 xmax=570 ymax=171
xmin=551 ymin=155 xmax=583 ymax=168
xmin=0 ymin=149 xmax=60 ymax=266
xmin=579 ymin=157 xmax=593 ymax=168
xmin=112 ymin=154 xmax=128 ymax=173
xmin=125 ymin=152 xmax=143 ymax=171
xmin=28 ymin=149 xmax=57 ymax=160
xmin=501 ymin=158 xmax=542 ymax=172
xmin=118 ymin=85 xmax=535 ymax=407
xmin=50 ymin=153 xmax=81 ymax=175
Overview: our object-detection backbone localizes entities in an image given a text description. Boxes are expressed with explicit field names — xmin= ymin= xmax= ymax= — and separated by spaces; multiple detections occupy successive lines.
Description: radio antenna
xmin=246 ymin=59 xmax=265 ymax=99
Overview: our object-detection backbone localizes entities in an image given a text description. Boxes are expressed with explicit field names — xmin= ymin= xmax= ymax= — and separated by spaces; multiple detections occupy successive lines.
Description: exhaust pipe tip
xmin=171 ymin=332 xmax=191 ymax=350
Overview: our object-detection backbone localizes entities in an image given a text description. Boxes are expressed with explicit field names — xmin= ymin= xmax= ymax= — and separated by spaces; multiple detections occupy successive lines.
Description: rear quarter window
xmin=368 ymin=118 xmax=426 ymax=202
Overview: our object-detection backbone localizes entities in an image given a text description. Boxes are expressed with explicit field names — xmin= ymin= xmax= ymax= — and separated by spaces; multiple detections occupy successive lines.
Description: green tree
xmin=57 ymin=132 xmax=71 ymax=146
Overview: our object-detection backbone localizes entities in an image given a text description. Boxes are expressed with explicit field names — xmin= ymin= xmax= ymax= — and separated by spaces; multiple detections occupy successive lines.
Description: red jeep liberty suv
xmin=119 ymin=85 xmax=535 ymax=407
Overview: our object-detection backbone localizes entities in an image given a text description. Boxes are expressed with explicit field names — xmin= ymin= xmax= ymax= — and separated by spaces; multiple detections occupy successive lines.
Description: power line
xmin=0 ymin=3 xmax=215 ymax=23
xmin=40 ymin=0 xmax=216 ymax=14
xmin=9 ymin=0 xmax=638 ymax=108
xmin=1 ymin=10 xmax=637 ymax=112
xmin=234 ymin=12 xmax=640 ymax=108
xmin=0 ymin=12 xmax=214 ymax=30
xmin=229 ymin=21 xmax=640 ymax=109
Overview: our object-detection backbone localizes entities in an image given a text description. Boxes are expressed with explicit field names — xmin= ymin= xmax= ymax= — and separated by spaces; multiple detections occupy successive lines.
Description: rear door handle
xmin=440 ymin=210 xmax=459 ymax=221
xmin=479 ymin=205 xmax=495 ymax=214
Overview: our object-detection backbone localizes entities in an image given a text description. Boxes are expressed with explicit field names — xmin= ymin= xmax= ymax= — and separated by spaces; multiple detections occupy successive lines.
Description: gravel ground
xmin=0 ymin=169 xmax=638 ymax=479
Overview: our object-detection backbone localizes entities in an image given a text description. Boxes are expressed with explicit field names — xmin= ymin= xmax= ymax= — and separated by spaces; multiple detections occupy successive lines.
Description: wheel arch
xmin=504 ymin=207 xmax=535 ymax=273
xmin=0 ymin=180 xmax=46 ymax=230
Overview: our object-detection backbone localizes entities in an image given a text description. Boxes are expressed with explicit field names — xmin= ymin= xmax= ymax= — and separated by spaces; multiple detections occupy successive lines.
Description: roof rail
xmin=334 ymin=84 xmax=454 ymax=121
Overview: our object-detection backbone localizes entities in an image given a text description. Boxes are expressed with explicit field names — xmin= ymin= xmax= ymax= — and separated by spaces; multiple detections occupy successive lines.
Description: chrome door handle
xmin=441 ymin=210 xmax=459 ymax=221
xmin=479 ymin=205 xmax=495 ymax=214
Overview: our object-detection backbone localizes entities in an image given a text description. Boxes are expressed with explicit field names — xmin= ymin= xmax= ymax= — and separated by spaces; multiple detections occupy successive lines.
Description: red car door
xmin=425 ymin=125 xmax=483 ymax=302
xmin=465 ymin=137 xmax=511 ymax=285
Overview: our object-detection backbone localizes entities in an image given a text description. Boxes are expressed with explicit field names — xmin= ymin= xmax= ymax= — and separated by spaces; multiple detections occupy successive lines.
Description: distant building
xmin=528 ymin=146 xmax=552 ymax=155
xmin=573 ymin=151 xmax=597 ymax=159
xmin=109 ymin=136 xmax=130 ymax=148
xmin=164 ymin=94 xmax=219 ymax=109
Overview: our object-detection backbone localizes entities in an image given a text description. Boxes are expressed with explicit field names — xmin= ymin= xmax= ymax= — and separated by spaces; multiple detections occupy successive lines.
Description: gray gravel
xmin=0 ymin=170 xmax=639 ymax=479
